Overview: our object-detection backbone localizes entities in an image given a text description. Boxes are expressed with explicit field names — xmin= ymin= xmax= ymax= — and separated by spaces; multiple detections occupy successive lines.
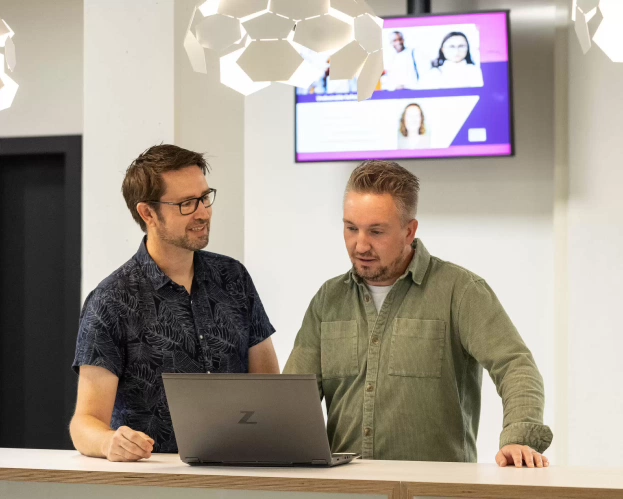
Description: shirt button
xmin=199 ymin=335 xmax=204 ymax=339
xmin=364 ymin=295 xmax=370 ymax=302
xmin=366 ymin=384 xmax=374 ymax=392
xmin=371 ymin=336 xmax=379 ymax=345
xmin=364 ymin=427 xmax=372 ymax=437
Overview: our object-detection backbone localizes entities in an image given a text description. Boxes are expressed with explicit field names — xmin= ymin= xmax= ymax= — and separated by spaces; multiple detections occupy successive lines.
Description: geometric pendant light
xmin=184 ymin=0 xmax=385 ymax=101
xmin=572 ymin=0 xmax=623 ymax=62
xmin=0 ymin=16 xmax=18 ymax=111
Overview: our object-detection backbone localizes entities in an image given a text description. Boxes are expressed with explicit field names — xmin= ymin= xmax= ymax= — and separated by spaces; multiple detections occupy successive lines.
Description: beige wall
xmin=566 ymin=20 xmax=623 ymax=467
xmin=82 ymin=0 xmax=175 ymax=297
xmin=174 ymin=0 xmax=245 ymax=262
xmin=0 ymin=0 xmax=82 ymax=137
xmin=82 ymin=0 xmax=246 ymax=297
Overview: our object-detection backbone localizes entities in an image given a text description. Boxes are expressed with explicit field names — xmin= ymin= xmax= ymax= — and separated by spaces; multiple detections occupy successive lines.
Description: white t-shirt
xmin=383 ymin=47 xmax=419 ymax=91
xmin=419 ymin=60 xmax=484 ymax=89
xmin=366 ymin=284 xmax=394 ymax=312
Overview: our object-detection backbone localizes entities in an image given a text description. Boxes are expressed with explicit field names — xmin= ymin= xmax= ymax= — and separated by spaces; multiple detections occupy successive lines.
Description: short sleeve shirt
xmin=73 ymin=238 xmax=275 ymax=452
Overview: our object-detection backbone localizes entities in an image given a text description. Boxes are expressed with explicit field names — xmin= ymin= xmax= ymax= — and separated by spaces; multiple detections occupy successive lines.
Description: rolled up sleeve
xmin=457 ymin=279 xmax=553 ymax=453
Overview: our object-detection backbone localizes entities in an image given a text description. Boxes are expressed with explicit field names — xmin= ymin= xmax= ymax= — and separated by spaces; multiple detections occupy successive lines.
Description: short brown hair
xmin=345 ymin=160 xmax=420 ymax=223
xmin=122 ymin=144 xmax=209 ymax=232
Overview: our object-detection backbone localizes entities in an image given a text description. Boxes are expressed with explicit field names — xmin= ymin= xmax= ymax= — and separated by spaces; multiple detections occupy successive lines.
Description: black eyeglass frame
xmin=145 ymin=188 xmax=217 ymax=216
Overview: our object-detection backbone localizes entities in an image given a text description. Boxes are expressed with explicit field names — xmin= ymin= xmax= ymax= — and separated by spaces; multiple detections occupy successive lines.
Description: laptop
xmin=162 ymin=373 xmax=359 ymax=467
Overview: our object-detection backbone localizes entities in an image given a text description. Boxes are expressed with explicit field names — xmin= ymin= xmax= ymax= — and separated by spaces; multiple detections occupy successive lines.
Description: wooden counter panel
xmin=0 ymin=468 xmax=400 ymax=498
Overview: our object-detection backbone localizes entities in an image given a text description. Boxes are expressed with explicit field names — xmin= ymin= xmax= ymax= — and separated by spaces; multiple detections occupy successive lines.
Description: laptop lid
xmin=162 ymin=373 xmax=334 ymax=465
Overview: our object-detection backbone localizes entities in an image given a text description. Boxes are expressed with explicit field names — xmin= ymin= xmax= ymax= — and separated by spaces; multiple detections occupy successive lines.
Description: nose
xmin=194 ymin=201 xmax=211 ymax=220
xmin=355 ymin=232 xmax=371 ymax=255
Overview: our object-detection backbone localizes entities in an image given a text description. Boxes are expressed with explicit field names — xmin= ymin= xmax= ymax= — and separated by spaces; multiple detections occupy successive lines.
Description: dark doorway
xmin=0 ymin=136 xmax=81 ymax=450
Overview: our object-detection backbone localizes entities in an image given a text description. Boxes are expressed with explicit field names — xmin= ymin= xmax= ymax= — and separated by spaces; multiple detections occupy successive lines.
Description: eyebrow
xmin=177 ymin=189 xmax=211 ymax=203
xmin=343 ymin=219 xmax=389 ymax=228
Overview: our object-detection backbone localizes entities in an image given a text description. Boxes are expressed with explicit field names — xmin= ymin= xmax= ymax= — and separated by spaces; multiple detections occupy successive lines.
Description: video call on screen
xmin=295 ymin=11 xmax=513 ymax=163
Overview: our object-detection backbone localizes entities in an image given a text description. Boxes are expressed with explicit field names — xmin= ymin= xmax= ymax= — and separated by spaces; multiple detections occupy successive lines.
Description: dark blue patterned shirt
xmin=73 ymin=238 xmax=275 ymax=452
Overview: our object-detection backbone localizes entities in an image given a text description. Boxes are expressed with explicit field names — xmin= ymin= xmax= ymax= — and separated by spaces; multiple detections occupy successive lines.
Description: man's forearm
xmin=69 ymin=414 xmax=114 ymax=459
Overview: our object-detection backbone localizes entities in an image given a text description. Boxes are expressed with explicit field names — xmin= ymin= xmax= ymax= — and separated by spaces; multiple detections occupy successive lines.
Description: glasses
xmin=148 ymin=188 xmax=217 ymax=215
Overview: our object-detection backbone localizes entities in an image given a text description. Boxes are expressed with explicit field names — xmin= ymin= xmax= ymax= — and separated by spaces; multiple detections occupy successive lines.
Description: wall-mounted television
xmin=294 ymin=10 xmax=514 ymax=163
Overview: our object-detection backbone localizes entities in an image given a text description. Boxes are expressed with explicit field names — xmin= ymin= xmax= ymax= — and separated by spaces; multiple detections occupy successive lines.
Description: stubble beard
xmin=156 ymin=219 xmax=210 ymax=252
xmin=352 ymin=252 xmax=404 ymax=284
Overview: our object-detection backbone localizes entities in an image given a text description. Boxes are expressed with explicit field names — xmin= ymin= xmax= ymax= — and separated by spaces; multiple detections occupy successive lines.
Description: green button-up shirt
xmin=284 ymin=239 xmax=553 ymax=462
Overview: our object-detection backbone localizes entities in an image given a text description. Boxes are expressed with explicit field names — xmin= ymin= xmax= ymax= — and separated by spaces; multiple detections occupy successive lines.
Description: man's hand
xmin=103 ymin=426 xmax=154 ymax=462
xmin=496 ymin=445 xmax=549 ymax=468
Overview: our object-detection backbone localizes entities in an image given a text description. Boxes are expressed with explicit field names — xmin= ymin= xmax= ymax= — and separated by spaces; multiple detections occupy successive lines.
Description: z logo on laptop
xmin=238 ymin=411 xmax=258 ymax=424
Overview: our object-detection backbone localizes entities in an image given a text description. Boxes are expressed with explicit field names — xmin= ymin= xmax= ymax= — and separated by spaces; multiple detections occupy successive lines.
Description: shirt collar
xmin=345 ymin=238 xmax=431 ymax=286
xmin=133 ymin=237 xmax=172 ymax=290
xmin=134 ymin=237 xmax=210 ymax=290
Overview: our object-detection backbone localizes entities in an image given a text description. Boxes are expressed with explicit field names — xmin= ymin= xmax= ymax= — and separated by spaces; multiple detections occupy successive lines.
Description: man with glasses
xmin=70 ymin=145 xmax=279 ymax=461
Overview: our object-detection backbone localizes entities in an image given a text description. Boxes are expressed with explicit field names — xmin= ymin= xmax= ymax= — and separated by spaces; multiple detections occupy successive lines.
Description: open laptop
xmin=162 ymin=373 xmax=359 ymax=467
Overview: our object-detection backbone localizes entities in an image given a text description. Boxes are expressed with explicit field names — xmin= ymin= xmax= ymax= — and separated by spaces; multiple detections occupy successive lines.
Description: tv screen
xmin=294 ymin=10 xmax=513 ymax=163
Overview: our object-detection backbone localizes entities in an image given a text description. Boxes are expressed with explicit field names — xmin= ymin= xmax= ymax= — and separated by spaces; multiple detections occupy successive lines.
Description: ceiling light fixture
xmin=184 ymin=0 xmax=384 ymax=101
xmin=0 ymin=16 xmax=18 ymax=111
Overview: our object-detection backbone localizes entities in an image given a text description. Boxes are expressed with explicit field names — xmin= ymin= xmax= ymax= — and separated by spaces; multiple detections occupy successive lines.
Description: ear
xmin=406 ymin=219 xmax=419 ymax=242
xmin=136 ymin=202 xmax=159 ymax=229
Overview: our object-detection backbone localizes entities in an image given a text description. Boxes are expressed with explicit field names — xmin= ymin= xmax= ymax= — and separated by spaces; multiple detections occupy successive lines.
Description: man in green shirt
xmin=284 ymin=160 xmax=553 ymax=467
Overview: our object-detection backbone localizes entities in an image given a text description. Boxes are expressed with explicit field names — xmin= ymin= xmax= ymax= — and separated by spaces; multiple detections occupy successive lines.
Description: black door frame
xmin=0 ymin=135 xmax=82 ymax=448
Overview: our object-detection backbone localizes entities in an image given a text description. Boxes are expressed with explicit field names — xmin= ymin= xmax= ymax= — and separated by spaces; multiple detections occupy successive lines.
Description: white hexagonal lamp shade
xmin=330 ymin=0 xmax=367 ymax=18
xmin=184 ymin=0 xmax=385 ymax=100
xmin=593 ymin=0 xmax=623 ymax=62
xmin=243 ymin=12 xmax=295 ymax=40
xmin=357 ymin=50 xmax=384 ymax=102
xmin=574 ymin=6 xmax=593 ymax=54
xmin=572 ymin=0 xmax=623 ymax=63
xmin=220 ymin=47 xmax=271 ymax=96
xmin=195 ymin=14 xmax=242 ymax=52
xmin=270 ymin=0 xmax=330 ymax=21
xmin=218 ymin=0 xmax=268 ymax=20
xmin=0 ymin=17 xmax=18 ymax=112
xmin=293 ymin=15 xmax=354 ymax=54
xmin=329 ymin=40 xmax=368 ymax=80
xmin=354 ymin=13 xmax=382 ymax=53
xmin=237 ymin=40 xmax=303 ymax=82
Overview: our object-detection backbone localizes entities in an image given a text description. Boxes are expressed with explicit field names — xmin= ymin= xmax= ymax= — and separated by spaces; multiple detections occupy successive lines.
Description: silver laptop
xmin=162 ymin=373 xmax=359 ymax=467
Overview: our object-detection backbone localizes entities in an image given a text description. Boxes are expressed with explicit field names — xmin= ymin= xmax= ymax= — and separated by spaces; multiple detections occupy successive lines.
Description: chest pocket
xmin=388 ymin=318 xmax=446 ymax=378
xmin=320 ymin=320 xmax=359 ymax=379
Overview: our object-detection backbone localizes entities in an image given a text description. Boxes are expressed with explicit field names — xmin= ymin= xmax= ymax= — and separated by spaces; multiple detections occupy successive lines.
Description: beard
xmin=351 ymin=252 xmax=404 ymax=283
xmin=155 ymin=217 xmax=210 ymax=252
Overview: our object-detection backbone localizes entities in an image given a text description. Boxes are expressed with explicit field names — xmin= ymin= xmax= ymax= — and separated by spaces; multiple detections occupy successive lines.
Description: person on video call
xmin=70 ymin=145 xmax=279 ymax=462
xmin=284 ymin=161 xmax=553 ymax=467
xmin=383 ymin=31 xmax=419 ymax=91
xmin=420 ymin=31 xmax=484 ymax=89
xmin=397 ymin=103 xmax=431 ymax=149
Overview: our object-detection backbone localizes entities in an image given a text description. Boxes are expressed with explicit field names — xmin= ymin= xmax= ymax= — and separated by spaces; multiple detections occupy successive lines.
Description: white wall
xmin=82 ymin=0 xmax=246 ymax=299
xmin=244 ymin=0 xmax=560 ymax=464
xmin=0 ymin=0 xmax=82 ymax=137
xmin=82 ymin=0 xmax=175 ymax=298
xmin=174 ymin=0 xmax=245 ymax=262
xmin=566 ymin=26 xmax=623 ymax=467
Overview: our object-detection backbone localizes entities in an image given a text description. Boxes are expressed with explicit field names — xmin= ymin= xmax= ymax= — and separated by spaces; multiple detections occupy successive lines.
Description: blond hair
xmin=345 ymin=160 xmax=420 ymax=223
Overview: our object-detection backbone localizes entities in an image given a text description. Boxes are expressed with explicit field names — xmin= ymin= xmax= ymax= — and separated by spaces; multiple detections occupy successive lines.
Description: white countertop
xmin=1 ymin=448 xmax=622 ymax=492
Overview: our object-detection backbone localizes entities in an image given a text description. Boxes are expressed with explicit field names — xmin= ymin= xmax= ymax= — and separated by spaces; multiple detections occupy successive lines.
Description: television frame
xmin=293 ymin=9 xmax=515 ymax=164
